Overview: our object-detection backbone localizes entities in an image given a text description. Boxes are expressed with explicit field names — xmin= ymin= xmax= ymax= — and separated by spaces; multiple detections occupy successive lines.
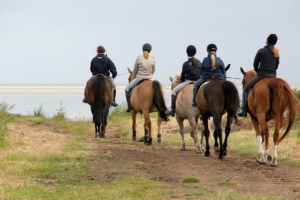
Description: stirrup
xmin=111 ymin=101 xmax=118 ymax=107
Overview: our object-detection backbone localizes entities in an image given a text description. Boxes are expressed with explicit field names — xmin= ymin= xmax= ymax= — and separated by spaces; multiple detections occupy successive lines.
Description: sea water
xmin=0 ymin=84 xmax=172 ymax=120
xmin=0 ymin=84 xmax=299 ymax=120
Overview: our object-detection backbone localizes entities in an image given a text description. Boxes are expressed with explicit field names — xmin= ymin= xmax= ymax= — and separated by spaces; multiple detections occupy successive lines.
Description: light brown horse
xmin=84 ymin=75 xmax=113 ymax=138
xmin=240 ymin=67 xmax=300 ymax=166
xmin=127 ymin=68 xmax=169 ymax=145
xmin=169 ymin=74 xmax=204 ymax=153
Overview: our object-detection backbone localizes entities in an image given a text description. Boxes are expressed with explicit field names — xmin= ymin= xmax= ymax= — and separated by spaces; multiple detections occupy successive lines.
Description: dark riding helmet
xmin=207 ymin=44 xmax=217 ymax=52
xmin=186 ymin=45 xmax=196 ymax=57
xmin=142 ymin=43 xmax=152 ymax=52
xmin=267 ymin=34 xmax=278 ymax=45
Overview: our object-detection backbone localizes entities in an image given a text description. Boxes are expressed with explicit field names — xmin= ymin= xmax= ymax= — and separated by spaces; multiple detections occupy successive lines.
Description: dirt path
xmin=89 ymin=127 xmax=300 ymax=199
xmin=6 ymin=119 xmax=300 ymax=199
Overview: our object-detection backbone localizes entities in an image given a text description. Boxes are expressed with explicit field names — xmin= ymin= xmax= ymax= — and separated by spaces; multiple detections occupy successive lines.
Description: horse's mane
xmin=172 ymin=73 xmax=182 ymax=88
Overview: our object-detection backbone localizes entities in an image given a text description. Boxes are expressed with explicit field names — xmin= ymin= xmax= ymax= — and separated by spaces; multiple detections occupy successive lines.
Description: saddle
xmin=129 ymin=79 xmax=150 ymax=96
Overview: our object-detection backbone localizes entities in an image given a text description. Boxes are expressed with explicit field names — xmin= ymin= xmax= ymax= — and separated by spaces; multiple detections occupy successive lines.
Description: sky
xmin=1 ymin=0 xmax=300 ymax=85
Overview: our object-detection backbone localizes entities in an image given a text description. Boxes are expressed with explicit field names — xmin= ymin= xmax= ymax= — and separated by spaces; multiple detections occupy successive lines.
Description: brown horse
xmin=240 ymin=67 xmax=300 ymax=166
xmin=169 ymin=74 xmax=206 ymax=153
xmin=127 ymin=68 xmax=169 ymax=145
xmin=84 ymin=75 xmax=113 ymax=138
xmin=196 ymin=75 xmax=240 ymax=159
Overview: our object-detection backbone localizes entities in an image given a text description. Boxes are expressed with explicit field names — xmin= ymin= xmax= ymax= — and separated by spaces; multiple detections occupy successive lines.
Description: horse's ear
xmin=225 ymin=64 xmax=231 ymax=71
xmin=240 ymin=67 xmax=246 ymax=75
xmin=169 ymin=77 xmax=173 ymax=82
xmin=127 ymin=67 xmax=132 ymax=73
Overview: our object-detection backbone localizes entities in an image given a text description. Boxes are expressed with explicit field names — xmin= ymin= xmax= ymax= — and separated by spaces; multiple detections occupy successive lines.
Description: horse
xmin=84 ymin=75 xmax=113 ymax=138
xmin=169 ymin=74 xmax=204 ymax=153
xmin=240 ymin=67 xmax=300 ymax=166
xmin=195 ymin=72 xmax=240 ymax=159
xmin=127 ymin=68 xmax=169 ymax=145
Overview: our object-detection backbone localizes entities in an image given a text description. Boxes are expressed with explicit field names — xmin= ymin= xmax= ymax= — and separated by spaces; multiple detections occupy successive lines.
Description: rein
xmin=227 ymin=77 xmax=242 ymax=80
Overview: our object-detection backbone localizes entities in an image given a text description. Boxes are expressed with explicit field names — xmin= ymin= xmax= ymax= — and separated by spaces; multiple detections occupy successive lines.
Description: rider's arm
xmin=275 ymin=57 xmax=280 ymax=70
xmin=107 ymin=58 xmax=117 ymax=78
xmin=253 ymin=50 xmax=260 ymax=72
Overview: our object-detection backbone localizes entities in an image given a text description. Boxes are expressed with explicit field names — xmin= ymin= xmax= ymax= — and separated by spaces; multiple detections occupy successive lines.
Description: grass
xmin=0 ymin=101 xmax=298 ymax=199
xmin=182 ymin=177 xmax=200 ymax=183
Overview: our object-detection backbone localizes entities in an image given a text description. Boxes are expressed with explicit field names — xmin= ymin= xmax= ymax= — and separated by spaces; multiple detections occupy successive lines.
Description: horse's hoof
xmin=181 ymin=147 xmax=186 ymax=151
xmin=265 ymin=155 xmax=273 ymax=164
xmin=133 ymin=136 xmax=137 ymax=142
xmin=256 ymin=153 xmax=265 ymax=164
xmin=157 ymin=138 xmax=161 ymax=143
xmin=205 ymin=152 xmax=210 ymax=157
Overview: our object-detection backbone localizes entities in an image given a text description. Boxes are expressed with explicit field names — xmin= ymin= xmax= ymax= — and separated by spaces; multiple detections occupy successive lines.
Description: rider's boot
xmin=111 ymin=89 xmax=118 ymax=107
xmin=237 ymin=91 xmax=248 ymax=117
xmin=192 ymin=87 xmax=198 ymax=107
xmin=166 ymin=94 xmax=176 ymax=117
xmin=125 ymin=90 xmax=132 ymax=112
xmin=82 ymin=97 xmax=88 ymax=103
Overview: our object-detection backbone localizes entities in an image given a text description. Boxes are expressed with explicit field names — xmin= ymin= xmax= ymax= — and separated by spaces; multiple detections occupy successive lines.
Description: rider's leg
xmin=192 ymin=79 xmax=205 ymax=107
xmin=237 ymin=76 xmax=262 ymax=117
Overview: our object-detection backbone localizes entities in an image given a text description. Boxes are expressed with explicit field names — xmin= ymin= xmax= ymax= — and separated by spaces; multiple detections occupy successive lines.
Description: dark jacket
xmin=253 ymin=46 xmax=279 ymax=77
xmin=180 ymin=58 xmax=202 ymax=82
xmin=90 ymin=53 xmax=117 ymax=77
xmin=200 ymin=54 xmax=225 ymax=80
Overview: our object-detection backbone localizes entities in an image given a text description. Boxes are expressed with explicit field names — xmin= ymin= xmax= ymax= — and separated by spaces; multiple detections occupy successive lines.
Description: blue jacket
xmin=180 ymin=58 xmax=202 ymax=82
xmin=200 ymin=54 xmax=225 ymax=80
xmin=90 ymin=53 xmax=117 ymax=77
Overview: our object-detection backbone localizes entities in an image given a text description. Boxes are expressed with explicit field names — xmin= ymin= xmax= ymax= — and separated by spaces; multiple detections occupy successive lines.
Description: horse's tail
xmin=94 ymin=75 xmax=104 ymax=125
xmin=152 ymin=80 xmax=169 ymax=121
xmin=268 ymin=78 xmax=300 ymax=143
xmin=222 ymin=80 xmax=240 ymax=114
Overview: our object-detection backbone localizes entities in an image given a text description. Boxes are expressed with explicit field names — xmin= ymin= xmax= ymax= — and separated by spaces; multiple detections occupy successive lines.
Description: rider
xmin=166 ymin=45 xmax=201 ymax=117
xmin=83 ymin=45 xmax=118 ymax=107
xmin=237 ymin=34 xmax=280 ymax=117
xmin=192 ymin=44 xmax=225 ymax=107
xmin=125 ymin=43 xmax=156 ymax=112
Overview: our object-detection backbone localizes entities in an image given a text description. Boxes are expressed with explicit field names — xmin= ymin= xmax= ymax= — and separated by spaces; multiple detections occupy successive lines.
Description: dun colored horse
xmin=196 ymin=73 xmax=240 ymax=159
xmin=240 ymin=67 xmax=299 ymax=166
xmin=84 ymin=75 xmax=113 ymax=138
xmin=169 ymin=74 xmax=205 ymax=153
xmin=127 ymin=68 xmax=169 ymax=145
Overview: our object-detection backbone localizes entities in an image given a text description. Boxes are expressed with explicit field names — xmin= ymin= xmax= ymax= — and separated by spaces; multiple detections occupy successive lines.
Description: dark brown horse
xmin=240 ymin=67 xmax=299 ymax=166
xmin=127 ymin=68 xmax=169 ymax=145
xmin=196 ymin=76 xmax=240 ymax=159
xmin=84 ymin=75 xmax=113 ymax=138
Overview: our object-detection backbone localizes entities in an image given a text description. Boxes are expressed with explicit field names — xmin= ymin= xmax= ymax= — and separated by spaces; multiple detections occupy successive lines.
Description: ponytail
xmin=210 ymin=51 xmax=216 ymax=70
xmin=143 ymin=51 xmax=150 ymax=59
xmin=191 ymin=56 xmax=198 ymax=66
xmin=269 ymin=46 xmax=280 ymax=58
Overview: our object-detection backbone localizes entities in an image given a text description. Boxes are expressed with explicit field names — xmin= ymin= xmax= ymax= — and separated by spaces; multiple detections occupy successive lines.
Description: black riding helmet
xmin=186 ymin=45 xmax=196 ymax=57
xmin=207 ymin=44 xmax=217 ymax=52
xmin=267 ymin=34 xmax=278 ymax=45
xmin=142 ymin=43 xmax=152 ymax=52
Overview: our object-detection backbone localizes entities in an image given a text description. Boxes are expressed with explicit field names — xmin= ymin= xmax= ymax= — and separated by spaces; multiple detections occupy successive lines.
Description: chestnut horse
xmin=169 ymin=74 xmax=204 ymax=153
xmin=127 ymin=68 xmax=169 ymax=145
xmin=240 ymin=67 xmax=299 ymax=166
xmin=196 ymin=75 xmax=240 ymax=159
xmin=84 ymin=75 xmax=113 ymax=138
